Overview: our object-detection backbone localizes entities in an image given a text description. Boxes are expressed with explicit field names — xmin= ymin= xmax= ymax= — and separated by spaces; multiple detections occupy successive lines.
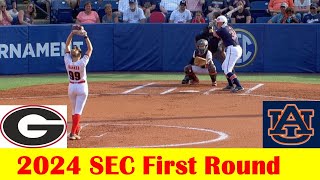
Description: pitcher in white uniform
xmin=64 ymin=26 xmax=93 ymax=140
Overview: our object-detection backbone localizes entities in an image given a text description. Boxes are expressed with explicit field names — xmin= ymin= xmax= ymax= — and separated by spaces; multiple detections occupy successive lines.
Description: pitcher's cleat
xmin=75 ymin=126 xmax=82 ymax=136
xmin=69 ymin=133 xmax=81 ymax=140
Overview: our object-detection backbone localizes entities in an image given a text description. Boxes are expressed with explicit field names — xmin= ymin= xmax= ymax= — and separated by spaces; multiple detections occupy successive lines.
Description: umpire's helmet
xmin=196 ymin=39 xmax=208 ymax=55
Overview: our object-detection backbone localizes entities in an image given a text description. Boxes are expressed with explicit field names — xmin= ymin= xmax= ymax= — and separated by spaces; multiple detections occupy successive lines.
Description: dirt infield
xmin=1 ymin=81 xmax=319 ymax=148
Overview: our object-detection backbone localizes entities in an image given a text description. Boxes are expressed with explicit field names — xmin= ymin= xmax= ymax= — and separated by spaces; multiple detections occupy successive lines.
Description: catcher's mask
xmin=196 ymin=39 xmax=208 ymax=55
xmin=71 ymin=45 xmax=82 ymax=60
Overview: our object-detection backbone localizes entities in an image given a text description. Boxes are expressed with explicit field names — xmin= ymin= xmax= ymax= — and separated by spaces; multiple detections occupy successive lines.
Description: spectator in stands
xmin=311 ymin=0 xmax=320 ymax=11
xmin=151 ymin=0 xmax=168 ymax=15
xmin=169 ymin=0 xmax=192 ymax=23
xmin=118 ymin=0 xmax=138 ymax=15
xmin=0 ymin=0 xmax=13 ymax=25
xmin=192 ymin=10 xmax=205 ymax=22
xmin=268 ymin=2 xmax=287 ymax=22
xmin=139 ymin=0 xmax=156 ymax=18
xmin=102 ymin=3 xmax=119 ymax=23
xmin=160 ymin=0 xmax=181 ymax=14
xmin=37 ymin=0 xmax=51 ymax=19
xmin=6 ymin=0 xmax=19 ymax=19
xmin=152 ymin=0 xmax=167 ymax=13
xmin=268 ymin=0 xmax=294 ymax=15
xmin=205 ymin=0 xmax=229 ymax=21
xmin=186 ymin=0 xmax=205 ymax=14
xmin=5 ymin=0 xmax=17 ymax=15
xmin=231 ymin=0 xmax=251 ymax=23
xmin=67 ymin=0 xmax=79 ymax=10
xmin=18 ymin=2 xmax=36 ymax=25
xmin=294 ymin=0 xmax=311 ymax=21
xmin=123 ymin=0 xmax=146 ymax=23
xmin=281 ymin=6 xmax=300 ymax=22
xmin=76 ymin=1 xmax=100 ymax=24
xmin=302 ymin=3 xmax=320 ymax=22
xmin=229 ymin=0 xmax=250 ymax=10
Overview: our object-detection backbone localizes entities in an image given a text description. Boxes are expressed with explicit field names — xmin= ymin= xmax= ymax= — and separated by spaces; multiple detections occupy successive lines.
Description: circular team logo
xmin=0 ymin=105 xmax=67 ymax=148
xmin=234 ymin=29 xmax=258 ymax=68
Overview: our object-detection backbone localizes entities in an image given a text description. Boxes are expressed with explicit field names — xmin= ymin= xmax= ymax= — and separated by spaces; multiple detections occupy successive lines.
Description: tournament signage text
xmin=16 ymin=155 xmax=280 ymax=175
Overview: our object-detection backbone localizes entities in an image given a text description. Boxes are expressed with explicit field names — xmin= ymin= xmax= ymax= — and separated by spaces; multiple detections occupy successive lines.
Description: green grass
xmin=0 ymin=73 xmax=319 ymax=90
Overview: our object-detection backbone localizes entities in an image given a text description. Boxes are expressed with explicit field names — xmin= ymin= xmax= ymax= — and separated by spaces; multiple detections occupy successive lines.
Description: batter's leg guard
xmin=227 ymin=72 xmax=242 ymax=89
xmin=222 ymin=74 xmax=234 ymax=90
xmin=226 ymin=75 xmax=233 ymax=86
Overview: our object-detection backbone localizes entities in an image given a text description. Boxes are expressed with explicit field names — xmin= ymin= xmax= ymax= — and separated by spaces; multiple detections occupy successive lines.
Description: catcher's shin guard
xmin=208 ymin=62 xmax=217 ymax=74
xmin=181 ymin=75 xmax=190 ymax=84
xmin=210 ymin=74 xmax=217 ymax=86
xmin=190 ymin=75 xmax=199 ymax=85
xmin=184 ymin=65 xmax=193 ymax=74
xmin=208 ymin=62 xmax=217 ymax=86
xmin=184 ymin=65 xmax=198 ymax=83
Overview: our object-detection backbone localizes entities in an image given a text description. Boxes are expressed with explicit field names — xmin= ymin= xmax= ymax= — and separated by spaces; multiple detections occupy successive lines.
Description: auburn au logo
xmin=268 ymin=104 xmax=314 ymax=145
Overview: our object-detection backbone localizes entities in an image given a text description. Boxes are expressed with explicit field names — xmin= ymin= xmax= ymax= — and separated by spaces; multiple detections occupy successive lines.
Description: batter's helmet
xmin=216 ymin=15 xmax=228 ymax=27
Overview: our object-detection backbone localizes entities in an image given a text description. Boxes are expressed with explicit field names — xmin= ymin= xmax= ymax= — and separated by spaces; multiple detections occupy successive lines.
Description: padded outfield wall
xmin=0 ymin=24 xmax=319 ymax=75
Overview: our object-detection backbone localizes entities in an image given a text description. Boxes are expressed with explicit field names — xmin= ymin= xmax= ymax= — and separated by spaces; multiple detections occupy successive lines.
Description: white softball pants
xmin=222 ymin=45 xmax=242 ymax=74
xmin=68 ymin=83 xmax=88 ymax=115
xmin=191 ymin=66 xmax=210 ymax=74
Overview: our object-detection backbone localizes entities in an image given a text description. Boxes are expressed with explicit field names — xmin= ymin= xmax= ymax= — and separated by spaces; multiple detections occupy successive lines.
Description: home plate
xmin=179 ymin=90 xmax=200 ymax=93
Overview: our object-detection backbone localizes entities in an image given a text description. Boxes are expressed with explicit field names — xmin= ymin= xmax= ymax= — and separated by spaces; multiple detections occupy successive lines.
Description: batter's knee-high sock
xmin=70 ymin=115 xmax=75 ymax=133
xmin=71 ymin=114 xmax=80 ymax=134
xmin=225 ymin=75 xmax=233 ymax=86
xmin=227 ymin=72 xmax=242 ymax=87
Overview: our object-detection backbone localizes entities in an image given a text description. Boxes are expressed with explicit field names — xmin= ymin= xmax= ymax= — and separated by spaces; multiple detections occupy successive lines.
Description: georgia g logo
xmin=268 ymin=104 xmax=314 ymax=145
xmin=0 ymin=105 xmax=67 ymax=148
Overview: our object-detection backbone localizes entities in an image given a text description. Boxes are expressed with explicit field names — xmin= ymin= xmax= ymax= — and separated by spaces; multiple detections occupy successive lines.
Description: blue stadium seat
xmin=99 ymin=0 xmax=118 ymax=11
xmin=51 ymin=0 xmax=73 ymax=23
xmin=250 ymin=1 xmax=269 ymax=21
xmin=250 ymin=1 xmax=268 ymax=11
xmin=255 ymin=16 xmax=271 ymax=23
xmin=52 ymin=0 xmax=71 ymax=10
xmin=79 ymin=0 xmax=100 ymax=11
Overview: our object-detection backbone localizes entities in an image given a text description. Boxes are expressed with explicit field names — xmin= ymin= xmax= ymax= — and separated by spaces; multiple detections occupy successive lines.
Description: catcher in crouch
xmin=182 ymin=39 xmax=218 ymax=86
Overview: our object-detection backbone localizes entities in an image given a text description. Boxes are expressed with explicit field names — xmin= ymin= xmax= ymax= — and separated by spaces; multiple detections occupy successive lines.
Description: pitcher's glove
xmin=72 ymin=24 xmax=83 ymax=30
xmin=194 ymin=56 xmax=207 ymax=67
xmin=71 ymin=24 xmax=87 ymax=36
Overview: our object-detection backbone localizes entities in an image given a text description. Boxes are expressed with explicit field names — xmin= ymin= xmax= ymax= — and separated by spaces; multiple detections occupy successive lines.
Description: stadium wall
xmin=0 ymin=24 xmax=319 ymax=75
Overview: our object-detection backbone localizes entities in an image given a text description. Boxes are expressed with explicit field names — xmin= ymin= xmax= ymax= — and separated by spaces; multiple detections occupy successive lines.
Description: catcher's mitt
xmin=194 ymin=56 xmax=207 ymax=66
